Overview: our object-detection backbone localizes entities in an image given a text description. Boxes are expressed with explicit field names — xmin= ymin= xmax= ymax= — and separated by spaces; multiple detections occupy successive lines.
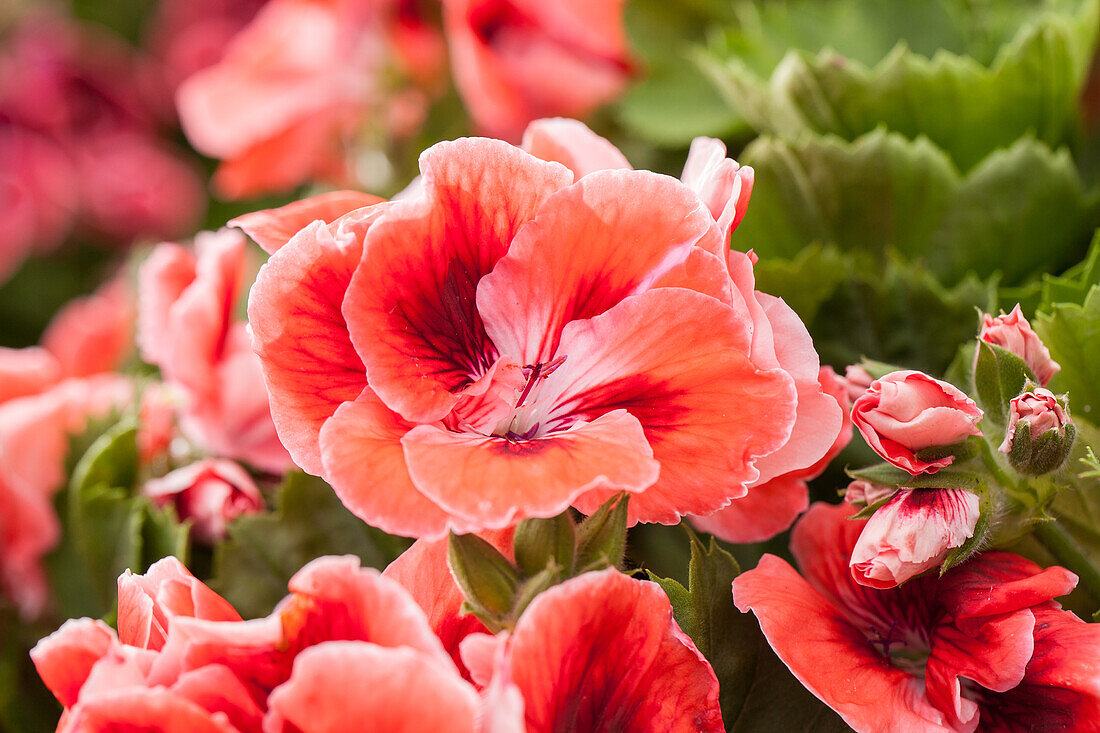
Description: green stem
xmin=977 ymin=438 xmax=1018 ymax=492
xmin=1033 ymin=519 xmax=1100 ymax=608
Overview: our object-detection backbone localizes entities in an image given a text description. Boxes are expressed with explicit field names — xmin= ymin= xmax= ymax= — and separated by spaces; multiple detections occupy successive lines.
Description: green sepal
xmin=448 ymin=532 xmax=520 ymax=623
xmin=848 ymin=462 xmax=982 ymax=491
xmin=940 ymin=495 xmax=994 ymax=575
xmin=513 ymin=513 xmax=576 ymax=579
xmin=70 ymin=419 xmax=138 ymax=497
xmin=847 ymin=490 xmax=901 ymax=519
xmin=973 ymin=340 xmax=1033 ymax=426
xmin=575 ymin=493 xmax=629 ymax=572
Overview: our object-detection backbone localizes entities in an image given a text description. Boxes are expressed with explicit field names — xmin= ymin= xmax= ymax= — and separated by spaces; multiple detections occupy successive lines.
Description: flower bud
xmin=513 ymin=512 xmax=576 ymax=578
xmin=843 ymin=479 xmax=896 ymax=508
xmin=999 ymin=388 xmax=1075 ymax=476
xmin=448 ymin=531 xmax=521 ymax=625
xmin=850 ymin=488 xmax=980 ymax=589
xmin=851 ymin=370 xmax=983 ymax=475
xmin=979 ymin=305 xmax=1060 ymax=386
xmin=843 ymin=364 xmax=874 ymax=404
xmin=141 ymin=459 xmax=262 ymax=543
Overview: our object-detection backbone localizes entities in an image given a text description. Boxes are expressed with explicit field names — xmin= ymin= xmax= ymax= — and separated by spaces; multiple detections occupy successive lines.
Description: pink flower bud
xmin=850 ymin=488 xmax=980 ymax=588
xmin=843 ymin=479 xmax=896 ymax=508
xmin=851 ymin=371 xmax=984 ymax=475
xmin=843 ymin=365 xmax=874 ymax=404
xmin=999 ymin=388 xmax=1074 ymax=475
xmin=979 ymin=305 xmax=1060 ymax=386
xmin=142 ymin=459 xmax=262 ymax=543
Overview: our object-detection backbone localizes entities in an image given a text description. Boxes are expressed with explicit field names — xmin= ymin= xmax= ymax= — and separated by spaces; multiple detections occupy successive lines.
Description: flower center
xmin=867 ymin=621 xmax=931 ymax=678
xmin=493 ymin=355 xmax=567 ymax=441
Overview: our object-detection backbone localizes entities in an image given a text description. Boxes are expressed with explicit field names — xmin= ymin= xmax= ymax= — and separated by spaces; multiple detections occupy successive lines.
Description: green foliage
xmin=1037 ymin=286 xmax=1100 ymax=421
xmin=737 ymin=130 xmax=1098 ymax=287
xmin=754 ymin=245 xmax=995 ymax=374
xmin=652 ymin=531 xmax=851 ymax=731
xmin=209 ymin=471 xmax=411 ymax=619
xmin=704 ymin=0 xmax=1099 ymax=170
xmin=47 ymin=421 xmax=189 ymax=621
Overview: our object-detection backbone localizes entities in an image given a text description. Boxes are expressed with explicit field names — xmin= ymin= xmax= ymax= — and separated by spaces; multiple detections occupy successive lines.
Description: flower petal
xmin=249 ymin=217 xmax=377 ymax=474
xmin=520 ymin=117 xmax=631 ymax=179
xmin=505 ymin=568 xmax=722 ymax=733
xmin=344 ymin=138 xmax=571 ymax=423
xmin=552 ymin=289 xmax=796 ymax=523
xmin=733 ymin=555 xmax=957 ymax=733
xmin=231 ymin=190 xmax=385 ymax=254
xmin=318 ymin=390 xmax=464 ymax=539
xmin=478 ymin=169 xmax=723 ymax=365
xmin=691 ymin=474 xmax=809 ymax=544
xmin=264 ymin=642 xmax=479 ymax=733
xmin=30 ymin=618 xmax=116 ymax=708
xmin=401 ymin=409 xmax=659 ymax=528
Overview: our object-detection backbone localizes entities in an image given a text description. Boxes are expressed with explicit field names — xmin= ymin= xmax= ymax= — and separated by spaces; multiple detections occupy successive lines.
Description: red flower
xmin=443 ymin=1 xmax=634 ymax=140
xmin=138 ymin=229 xmax=291 ymax=473
xmin=248 ymin=136 xmax=802 ymax=536
xmin=852 ymin=370 xmax=983 ymax=475
xmin=733 ymin=502 xmax=1098 ymax=732
xmin=471 ymin=568 xmax=723 ymax=732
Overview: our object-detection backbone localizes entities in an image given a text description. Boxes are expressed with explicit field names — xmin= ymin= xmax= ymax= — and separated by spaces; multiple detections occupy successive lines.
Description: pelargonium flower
xmin=0 ymin=374 xmax=132 ymax=616
xmin=510 ymin=118 xmax=845 ymax=542
xmin=142 ymin=459 xmax=264 ymax=544
xmin=247 ymin=135 xmax=804 ymax=536
xmin=852 ymin=370 xmax=983 ymax=475
xmin=849 ymin=488 xmax=981 ymax=589
xmin=465 ymin=568 xmax=724 ymax=732
xmin=733 ymin=502 xmax=1100 ymax=732
xmin=176 ymin=0 xmax=443 ymax=198
xmin=138 ymin=229 xmax=291 ymax=473
xmin=979 ymin=304 xmax=1060 ymax=386
xmin=443 ymin=1 xmax=634 ymax=140
xmin=33 ymin=555 xmax=518 ymax=732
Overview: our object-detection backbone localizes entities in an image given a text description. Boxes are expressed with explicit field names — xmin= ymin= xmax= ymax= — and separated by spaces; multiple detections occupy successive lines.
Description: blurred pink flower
xmin=142 ymin=459 xmax=264 ymax=543
xmin=979 ymin=304 xmax=1060 ymax=386
xmin=734 ymin=502 xmax=1098 ymax=732
xmin=0 ymin=375 xmax=132 ymax=617
xmin=849 ymin=488 xmax=981 ymax=589
xmin=443 ymin=1 xmax=634 ymax=140
xmin=138 ymin=229 xmax=292 ymax=473
xmin=852 ymin=370 xmax=983 ymax=475
xmin=0 ymin=14 xmax=203 ymax=279
xmin=40 ymin=275 xmax=135 ymax=379
xmin=177 ymin=0 xmax=443 ymax=199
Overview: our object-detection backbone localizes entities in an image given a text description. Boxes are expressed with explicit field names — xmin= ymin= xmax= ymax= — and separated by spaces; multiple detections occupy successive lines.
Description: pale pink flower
xmin=852 ymin=370 xmax=983 ymax=475
xmin=142 ymin=459 xmax=264 ymax=543
xmin=843 ymin=364 xmax=874 ymax=403
xmin=843 ymin=479 xmax=896 ymax=508
xmin=979 ymin=304 xmax=1060 ymax=386
xmin=443 ymin=1 xmax=634 ymax=140
xmin=138 ymin=229 xmax=291 ymax=473
xmin=849 ymin=488 xmax=981 ymax=588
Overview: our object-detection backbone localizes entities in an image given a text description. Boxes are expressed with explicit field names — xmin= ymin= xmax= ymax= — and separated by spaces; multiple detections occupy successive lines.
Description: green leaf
xmin=1037 ymin=286 xmax=1100 ymax=423
xmin=972 ymin=341 xmax=1033 ymax=426
xmin=704 ymin=0 xmax=1100 ymax=170
xmin=771 ymin=248 xmax=993 ymax=376
xmin=209 ymin=472 xmax=411 ymax=619
xmin=753 ymin=244 xmax=848 ymax=324
xmin=662 ymin=532 xmax=851 ymax=731
xmin=70 ymin=420 xmax=138 ymax=496
xmin=646 ymin=571 xmax=694 ymax=633
xmin=848 ymin=462 xmax=915 ymax=487
xmin=848 ymin=462 xmax=983 ymax=491
xmin=617 ymin=64 xmax=743 ymax=147
xmin=736 ymin=130 xmax=1099 ymax=287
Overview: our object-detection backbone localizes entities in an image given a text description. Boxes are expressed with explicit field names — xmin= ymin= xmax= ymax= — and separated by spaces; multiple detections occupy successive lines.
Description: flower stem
xmin=1033 ymin=519 xmax=1100 ymax=608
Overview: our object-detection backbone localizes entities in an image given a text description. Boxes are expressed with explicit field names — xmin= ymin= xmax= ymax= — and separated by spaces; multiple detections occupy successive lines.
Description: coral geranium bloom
xmin=475 ymin=568 xmax=723 ymax=732
xmin=249 ymin=137 xmax=800 ymax=536
xmin=733 ymin=502 xmax=1097 ymax=732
